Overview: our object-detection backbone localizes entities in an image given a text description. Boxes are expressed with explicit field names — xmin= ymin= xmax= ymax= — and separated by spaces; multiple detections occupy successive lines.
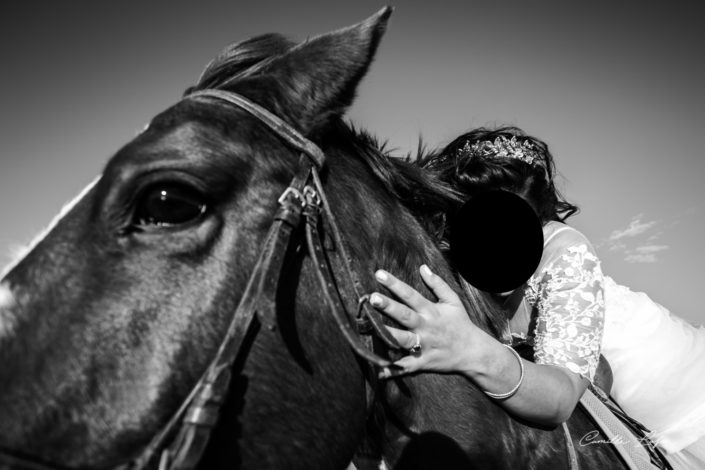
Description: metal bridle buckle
xmin=277 ymin=187 xmax=305 ymax=207
xmin=354 ymin=295 xmax=374 ymax=335
xmin=303 ymin=185 xmax=321 ymax=207
xmin=357 ymin=294 xmax=370 ymax=320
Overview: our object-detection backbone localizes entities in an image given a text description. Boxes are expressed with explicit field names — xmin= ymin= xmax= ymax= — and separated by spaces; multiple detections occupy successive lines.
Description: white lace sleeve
xmin=527 ymin=243 xmax=605 ymax=381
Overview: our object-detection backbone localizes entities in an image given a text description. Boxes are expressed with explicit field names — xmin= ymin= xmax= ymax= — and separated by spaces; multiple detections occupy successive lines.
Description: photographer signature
xmin=579 ymin=430 xmax=660 ymax=448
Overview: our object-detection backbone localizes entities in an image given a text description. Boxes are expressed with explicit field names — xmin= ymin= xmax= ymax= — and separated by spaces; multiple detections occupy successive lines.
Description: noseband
xmin=0 ymin=89 xmax=400 ymax=470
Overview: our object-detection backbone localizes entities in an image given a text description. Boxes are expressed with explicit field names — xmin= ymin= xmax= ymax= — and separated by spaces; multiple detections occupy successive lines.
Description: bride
xmin=370 ymin=126 xmax=705 ymax=468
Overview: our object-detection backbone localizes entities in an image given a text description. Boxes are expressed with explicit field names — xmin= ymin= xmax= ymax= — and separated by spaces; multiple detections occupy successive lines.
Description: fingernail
xmin=375 ymin=270 xmax=388 ymax=282
xmin=370 ymin=293 xmax=383 ymax=306
xmin=421 ymin=264 xmax=432 ymax=276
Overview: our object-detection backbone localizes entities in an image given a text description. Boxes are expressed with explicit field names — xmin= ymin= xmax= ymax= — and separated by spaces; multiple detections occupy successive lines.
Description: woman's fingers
xmin=384 ymin=326 xmax=421 ymax=350
xmin=379 ymin=355 xmax=423 ymax=379
xmin=372 ymin=267 xmax=476 ymax=380
xmin=375 ymin=270 xmax=431 ymax=312
xmin=369 ymin=293 xmax=421 ymax=329
xmin=419 ymin=264 xmax=461 ymax=305
xmin=376 ymin=327 xmax=425 ymax=379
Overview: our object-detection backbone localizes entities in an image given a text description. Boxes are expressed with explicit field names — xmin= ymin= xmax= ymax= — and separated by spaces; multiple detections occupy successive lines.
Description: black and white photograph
xmin=0 ymin=1 xmax=703 ymax=468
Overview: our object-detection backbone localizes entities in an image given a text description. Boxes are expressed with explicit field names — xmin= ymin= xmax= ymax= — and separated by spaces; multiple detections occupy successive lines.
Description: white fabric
xmin=355 ymin=220 xmax=705 ymax=467
xmin=602 ymin=275 xmax=705 ymax=454
xmin=665 ymin=437 xmax=705 ymax=469
xmin=542 ymin=225 xmax=572 ymax=247
xmin=515 ymin=221 xmax=605 ymax=381
xmin=519 ymin=221 xmax=705 ymax=465
xmin=526 ymin=243 xmax=604 ymax=380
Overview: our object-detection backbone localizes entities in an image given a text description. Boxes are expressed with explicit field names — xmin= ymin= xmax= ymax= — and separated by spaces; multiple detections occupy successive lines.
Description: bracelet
xmin=483 ymin=344 xmax=525 ymax=400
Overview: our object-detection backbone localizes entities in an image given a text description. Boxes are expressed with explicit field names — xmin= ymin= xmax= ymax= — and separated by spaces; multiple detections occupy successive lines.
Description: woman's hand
xmin=372 ymin=265 xmax=589 ymax=426
xmin=371 ymin=264 xmax=485 ymax=377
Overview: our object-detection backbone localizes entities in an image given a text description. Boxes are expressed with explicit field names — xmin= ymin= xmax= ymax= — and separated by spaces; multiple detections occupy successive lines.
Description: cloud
xmin=608 ymin=214 xmax=657 ymax=241
xmin=624 ymin=253 xmax=657 ymax=264
xmin=623 ymin=244 xmax=670 ymax=264
xmin=634 ymin=244 xmax=669 ymax=254
xmin=600 ymin=214 xmax=670 ymax=264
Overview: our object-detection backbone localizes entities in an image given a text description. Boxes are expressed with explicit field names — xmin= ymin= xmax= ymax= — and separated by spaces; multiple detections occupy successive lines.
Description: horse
xmin=0 ymin=8 xmax=633 ymax=470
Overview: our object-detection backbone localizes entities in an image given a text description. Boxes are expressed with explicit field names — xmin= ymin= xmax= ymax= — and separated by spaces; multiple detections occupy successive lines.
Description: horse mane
xmin=183 ymin=32 xmax=507 ymax=337
xmin=336 ymin=127 xmax=507 ymax=337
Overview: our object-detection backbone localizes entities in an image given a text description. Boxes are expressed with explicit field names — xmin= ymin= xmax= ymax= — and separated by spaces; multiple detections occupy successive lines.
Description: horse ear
xmin=256 ymin=7 xmax=392 ymax=134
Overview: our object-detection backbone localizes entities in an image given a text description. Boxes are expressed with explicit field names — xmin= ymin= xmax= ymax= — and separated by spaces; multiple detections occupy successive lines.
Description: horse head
xmin=0 ymin=8 xmax=430 ymax=469
xmin=7 ymin=6 xmax=626 ymax=469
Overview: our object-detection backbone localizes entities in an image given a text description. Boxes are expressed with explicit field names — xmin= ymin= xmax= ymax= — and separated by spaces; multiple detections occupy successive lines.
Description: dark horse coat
xmin=0 ymin=8 xmax=627 ymax=470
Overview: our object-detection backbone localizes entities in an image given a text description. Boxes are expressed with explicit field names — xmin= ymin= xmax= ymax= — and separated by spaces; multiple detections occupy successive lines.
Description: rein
xmin=0 ymin=89 xmax=400 ymax=470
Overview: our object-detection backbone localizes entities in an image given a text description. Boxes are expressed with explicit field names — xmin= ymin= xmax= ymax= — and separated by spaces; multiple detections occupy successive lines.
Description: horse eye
xmin=134 ymin=183 xmax=207 ymax=228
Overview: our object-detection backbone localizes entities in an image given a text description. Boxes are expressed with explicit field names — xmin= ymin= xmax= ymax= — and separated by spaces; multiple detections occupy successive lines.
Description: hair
xmin=419 ymin=126 xmax=579 ymax=225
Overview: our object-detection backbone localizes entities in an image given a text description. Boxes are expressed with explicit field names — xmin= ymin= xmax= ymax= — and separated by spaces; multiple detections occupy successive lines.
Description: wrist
xmin=455 ymin=328 xmax=500 ymax=379
xmin=482 ymin=344 xmax=524 ymax=400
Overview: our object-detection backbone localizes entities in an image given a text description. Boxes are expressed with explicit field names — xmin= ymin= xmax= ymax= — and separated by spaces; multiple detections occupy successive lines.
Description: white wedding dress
xmin=602 ymin=275 xmax=705 ymax=467
xmin=507 ymin=221 xmax=705 ymax=468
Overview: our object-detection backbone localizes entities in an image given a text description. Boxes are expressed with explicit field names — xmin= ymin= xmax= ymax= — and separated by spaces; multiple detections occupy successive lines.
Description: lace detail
xmin=525 ymin=243 xmax=605 ymax=380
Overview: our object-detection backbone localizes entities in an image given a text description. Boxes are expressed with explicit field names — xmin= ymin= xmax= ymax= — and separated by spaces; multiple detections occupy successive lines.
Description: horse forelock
xmin=185 ymin=33 xmax=296 ymax=97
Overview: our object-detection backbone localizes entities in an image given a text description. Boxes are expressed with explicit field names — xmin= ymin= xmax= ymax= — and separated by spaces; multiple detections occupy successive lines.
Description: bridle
xmin=129 ymin=89 xmax=403 ymax=469
xmin=0 ymin=89 xmax=663 ymax=470
xmin=0 ymin=89 xmax=401 ymax=470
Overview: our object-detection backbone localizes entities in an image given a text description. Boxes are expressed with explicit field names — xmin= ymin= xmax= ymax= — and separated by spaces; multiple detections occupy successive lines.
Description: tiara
xmin=457 ymin=135 xmax=542 ymax=167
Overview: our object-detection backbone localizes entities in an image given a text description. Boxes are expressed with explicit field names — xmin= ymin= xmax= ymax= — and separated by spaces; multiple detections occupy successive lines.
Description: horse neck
xmin=318 ymin=144 xmax=535 ymax=463
xmin=322 ymin=151 xmax=433 ymax=297
xmin=319 ymin=134 xmax=508 ymax=361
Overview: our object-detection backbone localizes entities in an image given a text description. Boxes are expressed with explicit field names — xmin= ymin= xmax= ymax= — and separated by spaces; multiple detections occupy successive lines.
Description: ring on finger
xmin=409 ymin=332 xmax=422 ymax=355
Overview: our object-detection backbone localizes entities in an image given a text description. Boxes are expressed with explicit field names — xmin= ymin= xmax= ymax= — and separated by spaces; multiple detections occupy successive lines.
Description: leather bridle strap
xmin=0 ymin=89 xmax=397 ymax=470
xmin=561 ymin=422 xmax=579 ymax=470
xmin=125 ymin=158 xmax=315 ymax=470
xmin=139 ymin=90 xmax=400 ymax=469
xmin=302 ymin=182 xmax=396 ymax=366
xmin=307 ymin=166 xmax=401 ymax=349
xmin=187 ymin=90 xmax=326 ymax=168
xmin=187 ymin=89 xmax=399 ymax=350
xmin=187 ymin=89 xmax=399 ymax=349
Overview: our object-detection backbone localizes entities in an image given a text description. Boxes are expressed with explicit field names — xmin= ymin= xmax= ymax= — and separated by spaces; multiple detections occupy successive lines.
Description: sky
xmin=1 ymin=1 xmax=704 ymax=325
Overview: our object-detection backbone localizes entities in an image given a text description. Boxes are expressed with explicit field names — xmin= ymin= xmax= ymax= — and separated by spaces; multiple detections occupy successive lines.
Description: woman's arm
xmin=371 ymin=265 xmax=590 ymax=426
